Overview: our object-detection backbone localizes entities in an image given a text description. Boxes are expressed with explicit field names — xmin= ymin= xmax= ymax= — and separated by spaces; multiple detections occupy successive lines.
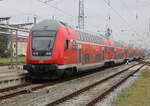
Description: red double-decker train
xmin=24 ymin=20 xmax=144 ymax=79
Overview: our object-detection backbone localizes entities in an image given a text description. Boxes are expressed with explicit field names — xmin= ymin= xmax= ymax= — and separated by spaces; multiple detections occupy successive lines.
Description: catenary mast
xmin=78 ymin=0 xmax=84 ymax=30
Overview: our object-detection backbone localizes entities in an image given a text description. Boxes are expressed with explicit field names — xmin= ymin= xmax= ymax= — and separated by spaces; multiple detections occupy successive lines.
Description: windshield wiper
xmin=32 ymin=47 xmax=36 ymax=51
xmin=47 ymin=40 xmax=51 ymax=50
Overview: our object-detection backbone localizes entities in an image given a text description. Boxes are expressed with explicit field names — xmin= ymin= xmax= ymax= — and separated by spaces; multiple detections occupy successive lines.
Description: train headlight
xmin=46 ymin=52 xmax=51 ymax=56
xmin=33 ymin=52 xmax=38 ymax=56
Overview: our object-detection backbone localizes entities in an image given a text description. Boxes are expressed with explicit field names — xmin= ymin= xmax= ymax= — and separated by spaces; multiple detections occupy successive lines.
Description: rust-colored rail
xmin=138 ymin=60 xmax=150 ymax=66
xmin=46 ymin=63 xmax=140 ymax=106
xmin=0 ymin=63 xmax=24 ymax=66
xmin=0 ymin=82 xmax=57 ymax=100
xmin=86 ymin=64 xmax=145 ymax=106
xmin=0 ymin=83 xmax=32 ymax=93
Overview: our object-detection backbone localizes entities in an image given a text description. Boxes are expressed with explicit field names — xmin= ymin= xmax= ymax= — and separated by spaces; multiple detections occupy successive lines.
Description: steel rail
xmin=0 ymin=82 xmax=57 ymax=100
xmin=0 ymin=63 xmax=24 ymax=66
xmin=46 ymin=63 xmax=140 ymax=106
xmin=86 ymin=64 xmax=145 ymax=106
xmin=0 ymin=83 xmax=33 ymax=93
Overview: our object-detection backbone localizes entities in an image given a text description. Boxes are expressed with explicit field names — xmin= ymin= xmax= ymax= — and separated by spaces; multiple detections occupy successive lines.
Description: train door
xmin=111 ymin=47 xmax=115 ymax=60
xmin=78 ymin=44 xmax=82 ymax=65
xmin=101 ymin=46 xmax=104 ymax=61
xmin=124 ymin=49 xmax=128 ymax=59
xmin=104 ymin=47 xmax=108 ymax=60
xmin=108 ymin=47 xmax=111 ymax=60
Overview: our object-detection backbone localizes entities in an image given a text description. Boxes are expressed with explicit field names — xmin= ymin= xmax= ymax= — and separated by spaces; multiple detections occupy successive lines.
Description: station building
xmin=8 ymin=35 xmax=27 ymax=56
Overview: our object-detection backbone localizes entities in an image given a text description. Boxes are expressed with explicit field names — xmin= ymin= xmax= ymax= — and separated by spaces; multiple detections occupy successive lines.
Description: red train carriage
xmin=24 ymin=19 xmax=144 ymax=79
xmin=123 ymin=44 xmax=129 ymax=60
xmin=76 ymin=32 xmax=105 ymax=71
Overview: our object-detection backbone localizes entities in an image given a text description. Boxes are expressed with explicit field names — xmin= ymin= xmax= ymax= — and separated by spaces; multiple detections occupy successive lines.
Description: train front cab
xmin=24 ymin=20 xmax=78 ymax=79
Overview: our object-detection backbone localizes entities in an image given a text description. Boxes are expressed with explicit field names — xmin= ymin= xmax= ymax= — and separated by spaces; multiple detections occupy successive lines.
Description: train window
xmin=84 ymin=33 xmax=86 ymax=41
xmin=96 ymin=37 xmax=98 ymax=43
xmin=64 ymin=40 xmax=69 ymax=50
xmin=95 ymin=37 xmax=97 ymax=43
xmin=84 ymin=54 xmax=90 ymax=63
xmin=77 ymin=31 xmax=80 ymax=40
xmin=96 ymin=54 xmax=103 ymax=61
xmin=115 ymin=53 xmax=123 ymax=59
xmin=83 ymin=33 xmax=85 ymax=41
xmin=89 ymin=35 xmax=91 ymax=42
xmin=88 ymin=35 xmax=90 ymax=42
xmin=94 ymin=36 xmax=96 ymax=42
xmin=78 ymin=32 xmax=81 ymax=40
xmin=86 ymin=34 xmax=88 ymax=41
xmin=105 ymin=47 xmax=108 ymax=53
xmin=94 ymin=36 xmax=97 ymax=43
xmin=81 ymin=32 xmax=84 ymax=41
xmin=79 ymin=32 xmax=81 ymax=40
xmin=94 ymin=36 xmax=96 ymax=43
xmin=32 ymin=31 xmax=57 ymax=37
xmin=72 ymin=40 xmax=76 ymax=51
xmin=112 ymin=48 xmax=114 ymax=53
xmin=83 ymin=33 xmax=86 ymax=41
xmin=96 ymin=54 xmax=100 ymax=61
xmin=92 ymin=35 xmax=94 ymax=42
xmin=85 ymin=33 xmax=87 ymax=41
xmin=98 ymin=39 xmax=100 ymax=44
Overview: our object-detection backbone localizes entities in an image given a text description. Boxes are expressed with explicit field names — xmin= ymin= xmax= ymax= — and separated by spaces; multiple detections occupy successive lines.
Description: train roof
xmin=32 ymin=19 xmax=137 ymax=49
xmin=32 ymin=19 xmax=71 ymax=31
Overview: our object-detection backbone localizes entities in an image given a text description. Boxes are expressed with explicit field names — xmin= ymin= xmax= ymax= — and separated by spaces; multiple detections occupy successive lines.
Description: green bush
xmin=0 ymin=32 xmax=10 ymax=57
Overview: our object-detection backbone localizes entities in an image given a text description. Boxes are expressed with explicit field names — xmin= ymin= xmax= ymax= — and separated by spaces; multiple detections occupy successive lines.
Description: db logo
xmin=39 ymin=60 xmax=44 ymax=63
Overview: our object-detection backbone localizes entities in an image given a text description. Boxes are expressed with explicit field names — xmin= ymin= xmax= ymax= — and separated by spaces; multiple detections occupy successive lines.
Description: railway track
xmin=45 ymin=63 xmax=145 ymax=106
xmin=139 ymin=60 xmax=150 ymax=66
xmin=0 ymin=63 xmax=11 ymax=66
xmin=0 ymin=62 xmax=127 ymax=101
xmin=0 ymin=82 xmax=33 ymax=93
xmin=0 ymin=63 xmax=24 ymax=66
xmin=0 ymin=82 xmax=55 ymax=100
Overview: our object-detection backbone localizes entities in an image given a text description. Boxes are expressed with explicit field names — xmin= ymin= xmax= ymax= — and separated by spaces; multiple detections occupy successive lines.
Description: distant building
xmin=8 ymin=35 xmax=27 ymax=56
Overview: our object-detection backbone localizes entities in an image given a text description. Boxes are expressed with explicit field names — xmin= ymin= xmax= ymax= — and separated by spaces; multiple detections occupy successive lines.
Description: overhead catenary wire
xmin=103 ymin=0 xmax=129 ymax=26
xmin=103 ymin=0 xmax=141 ymax=38
xmin=37 ymin=0 xmax=75 ymax=18
xmin=119 ymin=0 xmax=135 ymax=16
xmin=43 ymin=0 xmax=56 ymax=3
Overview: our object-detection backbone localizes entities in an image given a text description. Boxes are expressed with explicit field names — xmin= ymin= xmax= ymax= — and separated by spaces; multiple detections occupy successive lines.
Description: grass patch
xmin=114 ymin=68 xmax=150 ymax=106
xmin=0 ymin=57 xmax=25 ymax=64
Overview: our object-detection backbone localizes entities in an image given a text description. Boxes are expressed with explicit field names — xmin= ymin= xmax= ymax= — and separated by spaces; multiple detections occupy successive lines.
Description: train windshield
xmin=32 ymin=31 xmax=57 ymax=51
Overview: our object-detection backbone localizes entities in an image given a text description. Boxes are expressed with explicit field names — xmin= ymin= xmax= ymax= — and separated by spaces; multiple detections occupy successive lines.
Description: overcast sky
xmin=0 ymin=0 xmax=150 ymax=49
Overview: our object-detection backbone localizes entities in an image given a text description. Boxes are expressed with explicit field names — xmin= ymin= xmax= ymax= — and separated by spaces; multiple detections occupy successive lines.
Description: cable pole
xmin=105 ymin=0 xmax=111 ymax=38
xmin=149 ymin=17 xmax=150 ymax=33
xmin=78 ymin=0 xmax=84 ymax=30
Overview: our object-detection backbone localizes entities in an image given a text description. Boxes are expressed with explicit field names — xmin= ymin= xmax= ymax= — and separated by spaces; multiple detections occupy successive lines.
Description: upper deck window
xmin=32 ymin=31 xmax=57 ymax=37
